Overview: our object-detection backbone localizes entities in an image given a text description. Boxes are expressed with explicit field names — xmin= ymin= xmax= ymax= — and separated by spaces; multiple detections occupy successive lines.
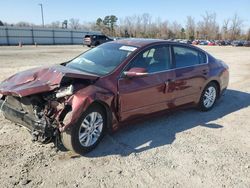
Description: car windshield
xmin=66 ymin=43 xmax=137 ymax=75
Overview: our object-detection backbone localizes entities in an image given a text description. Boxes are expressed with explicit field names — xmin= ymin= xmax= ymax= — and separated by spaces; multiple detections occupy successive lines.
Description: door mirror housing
xmin=123 ymin=67 xmax=148 ymax=78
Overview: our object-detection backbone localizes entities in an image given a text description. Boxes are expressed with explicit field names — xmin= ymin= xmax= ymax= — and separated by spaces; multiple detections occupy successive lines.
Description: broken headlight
xmin=56 ymin=85 xmax=74 ymax=98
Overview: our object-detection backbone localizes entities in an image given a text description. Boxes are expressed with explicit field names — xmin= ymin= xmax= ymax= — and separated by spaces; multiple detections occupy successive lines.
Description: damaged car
xmin=0 ymin=39 xmax=229 ymax=155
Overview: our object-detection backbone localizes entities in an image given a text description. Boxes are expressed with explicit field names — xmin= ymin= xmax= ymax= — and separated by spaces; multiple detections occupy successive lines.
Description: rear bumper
xmin=0 ymin=99 xmax=53 ymax=138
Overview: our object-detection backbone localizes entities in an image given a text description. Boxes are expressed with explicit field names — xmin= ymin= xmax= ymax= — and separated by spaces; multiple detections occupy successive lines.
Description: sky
xmin=1 ymin=0 xmax=250 ymax=29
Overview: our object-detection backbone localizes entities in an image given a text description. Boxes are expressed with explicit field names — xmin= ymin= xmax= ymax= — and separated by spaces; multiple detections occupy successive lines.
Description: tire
xmin=60 ymin=104 xmax=106 ymax=155
xmin=94 ymin=41 xmax=100 ymax=46
xmin=198 ymin=82 xmax=218 ymax=111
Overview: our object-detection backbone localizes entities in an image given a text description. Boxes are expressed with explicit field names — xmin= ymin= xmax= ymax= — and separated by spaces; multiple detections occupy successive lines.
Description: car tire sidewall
xmin=94 ymin=41 xmax=100 ymax=46
xmin=199 ymin=82 xmax=218 ymax=111
xmin=70 ymin=105 xmax=106 ymax=155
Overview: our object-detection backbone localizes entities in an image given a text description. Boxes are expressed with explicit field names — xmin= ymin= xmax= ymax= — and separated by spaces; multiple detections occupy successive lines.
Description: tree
xmin=181 ymin=28 xmax=186 ymax=39
xmin=158 ymin=20 xmax=169 ymax=39
xmin=103 ymin=15 xmax=118 ymax=35
xmin=96 ymin=18 xmax=102 ymax=27
xmin=171 ymin=21 xmax=182 ymax=38
xmin=48 ymin=21 xmax=61 ymax=28
xmin=0 ymin=20 xmax=4 ymax=26
xmin=96 ymin=15 xmax=118 ymax=35
xmin=62 ymin=20 xmax=68 ymax=29
xmin=247 ymin=28 xmax=250 ymax=40
xmin=197 ymin=12 xmax=219 ymax=39
xmin=222 ymin=19 xmax=230 ymax=39
xmin=186 ymin=16 xmax=195 ymax=40
xmin=229 ymin=13 xmax=243 ymax=40
xmin=15 ymin=21 xmax=34 ymax=27
xmin=69 ymin=18 xmax=80 ymax=29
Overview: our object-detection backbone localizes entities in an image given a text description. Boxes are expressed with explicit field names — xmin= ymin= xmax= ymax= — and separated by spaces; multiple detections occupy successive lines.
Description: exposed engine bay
xmin=0 ymin=77 xmax=93 ymax=144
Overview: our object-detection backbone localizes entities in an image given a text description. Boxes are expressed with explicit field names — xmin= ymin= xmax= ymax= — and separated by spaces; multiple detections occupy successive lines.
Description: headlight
xmin=56 ymin=85 xmax=74 ymax=98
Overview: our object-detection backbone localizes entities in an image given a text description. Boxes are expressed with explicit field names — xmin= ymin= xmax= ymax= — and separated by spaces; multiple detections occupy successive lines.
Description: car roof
xmin=110 ymin=38 xmax=199 ymax=49
xmin=112 ymin=38 xmax=165 ymax=47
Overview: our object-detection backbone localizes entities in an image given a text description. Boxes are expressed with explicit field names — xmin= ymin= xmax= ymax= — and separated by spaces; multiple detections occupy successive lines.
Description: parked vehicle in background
xmin=0 ymin=39 xmax=229 ymax=155
xmin=216 ymin=40 xmax=226 ymax=46
xmin=199 ymin=40 xmax=209 ymax=45
xmin=84 ymin=34 xmax=113 ymax=47
xmin=208 ymin=41 xmax=216 ymax=46
xmin=173 ymin=39 xmax=182 ymax=43
xmin=225 ymin=40 xmax=232 ymax=45
xmin=179 ymin=39 xmax=192 ymax=44
xmin=231 ymin=40 xmax=244 ymax=47
xmin=243 ymin=41 xmax=250 ymax=47
xmin=192 ymin=40 xmax=200 ymax=45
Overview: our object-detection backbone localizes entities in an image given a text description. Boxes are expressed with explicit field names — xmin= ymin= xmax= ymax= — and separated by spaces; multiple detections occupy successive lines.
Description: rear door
xmin=171 ymin=45 xmax=209 ymax=106
xmin=118 ymin=45 xmax=175 ymax=121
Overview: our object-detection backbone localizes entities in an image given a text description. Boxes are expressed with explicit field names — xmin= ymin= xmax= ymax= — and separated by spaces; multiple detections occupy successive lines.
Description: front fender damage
xmin=57 ymin=85 xmax=118 ymax=132
xmin=0 ymin=84 xmax=117 ymax=145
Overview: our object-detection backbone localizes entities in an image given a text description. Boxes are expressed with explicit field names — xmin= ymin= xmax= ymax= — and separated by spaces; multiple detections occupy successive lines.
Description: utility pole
xmin=38 ymin=3 xmax=44 ymax=27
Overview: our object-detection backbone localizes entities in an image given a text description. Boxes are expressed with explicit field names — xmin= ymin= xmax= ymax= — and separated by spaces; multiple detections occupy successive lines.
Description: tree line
xmin=1 ymin=12 xmax=250 ymax=40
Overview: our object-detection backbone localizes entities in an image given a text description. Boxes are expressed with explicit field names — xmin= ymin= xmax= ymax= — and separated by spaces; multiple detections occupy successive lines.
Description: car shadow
xmin=84 ymin=89 xmax=250 ymax=157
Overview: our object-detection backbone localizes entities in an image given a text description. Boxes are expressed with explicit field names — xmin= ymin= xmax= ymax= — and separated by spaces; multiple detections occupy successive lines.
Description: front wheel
xmin=61 ymin=104 xmax=106 ymax=155
xmin=198 ymin=82 xmax=218 ymax=111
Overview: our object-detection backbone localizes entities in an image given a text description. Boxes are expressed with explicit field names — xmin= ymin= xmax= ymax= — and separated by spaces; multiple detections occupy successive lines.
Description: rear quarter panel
xmin=195 ymin=55 xmax=229 ymax=103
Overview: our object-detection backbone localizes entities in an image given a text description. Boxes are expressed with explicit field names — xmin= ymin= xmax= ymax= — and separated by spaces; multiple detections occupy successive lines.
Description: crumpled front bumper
xmin=0 ymin=99 xmax=53 ymax=139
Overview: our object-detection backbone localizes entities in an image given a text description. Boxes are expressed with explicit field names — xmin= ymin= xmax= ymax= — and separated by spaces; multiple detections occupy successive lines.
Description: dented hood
xmin=0 ymin=65 xmax=99 ymax=97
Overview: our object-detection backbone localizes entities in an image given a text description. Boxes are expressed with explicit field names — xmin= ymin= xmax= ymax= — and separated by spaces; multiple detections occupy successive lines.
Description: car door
xmin=118 ymin=45 xmax=175 ymax=121
xmin=172 ymin=45 xmax=209 ymax=106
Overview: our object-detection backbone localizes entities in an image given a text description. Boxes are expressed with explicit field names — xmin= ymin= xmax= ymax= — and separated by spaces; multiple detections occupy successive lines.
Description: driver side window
xmin=128 ymin=45 xmax=171 ymax=73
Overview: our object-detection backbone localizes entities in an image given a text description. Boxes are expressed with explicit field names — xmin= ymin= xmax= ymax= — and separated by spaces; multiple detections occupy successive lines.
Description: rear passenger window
xmin=173 ymin=46 xmax=202 ymax=68
xmin=199 ymin=51 xmax=207 ymax=64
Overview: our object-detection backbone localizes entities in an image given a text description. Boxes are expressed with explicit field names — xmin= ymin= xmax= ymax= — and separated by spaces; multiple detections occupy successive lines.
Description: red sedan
xmin=0 ymin=39 xmax=229 ymax=155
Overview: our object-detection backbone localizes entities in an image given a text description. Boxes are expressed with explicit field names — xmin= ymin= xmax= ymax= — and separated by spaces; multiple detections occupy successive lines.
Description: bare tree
xmin=186 ymin=16 xmax=195 ymax=40
xmin=69 ymin=18 xmax=80 ymax=30
xmin=171 ymin=21 xmax=182 ymax=38
xmin=142 ymin=13 xmax=152 ymax=35
xmin=229 ymin=13 xmax=244 ymax=40
xmin=247 ymin=28 xmax=250 ymax=40
xmin=3 ymin=12 xmax=248 ymax=40
xmin=48 ymin=21 xmax=61 ymax=28
xmin=197 ymin=12 xmax=219 ymax=39
xmin=15 ymin=21 xmax=34 ymax=27
xmin=222 ymin=19 xmax=230 ymax=39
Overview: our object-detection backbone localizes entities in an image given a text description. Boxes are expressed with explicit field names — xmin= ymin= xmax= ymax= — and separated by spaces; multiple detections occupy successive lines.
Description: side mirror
xmin=123 ymin=67 xmax=148 ymax=78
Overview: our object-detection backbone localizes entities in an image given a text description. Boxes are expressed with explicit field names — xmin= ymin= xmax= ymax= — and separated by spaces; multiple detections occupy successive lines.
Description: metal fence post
xmin=52 ymin=29 xmax=55 ymax=45
xmin=5 ymin=27 xmax=10 ymax=45
xmin=71 ymin=30 xmax=73 ymax=44
xmin=31 ymin=28 xmax=34 ymax=44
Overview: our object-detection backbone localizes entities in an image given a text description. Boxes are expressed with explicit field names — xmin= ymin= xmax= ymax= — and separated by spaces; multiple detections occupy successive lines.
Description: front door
xmin=118 ymin=45 xmax=175 ymax=121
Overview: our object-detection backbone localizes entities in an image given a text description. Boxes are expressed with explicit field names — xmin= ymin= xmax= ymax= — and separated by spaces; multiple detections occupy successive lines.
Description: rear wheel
xmin=61 ymin=104 xmax=106 ymax=155
xmin=198 ymin=82 xmax=218 ymax=111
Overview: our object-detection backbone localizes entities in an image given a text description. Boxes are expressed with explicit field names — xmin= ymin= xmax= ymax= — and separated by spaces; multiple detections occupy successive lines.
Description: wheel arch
xmin=90 ymin=100 xmax=113 ymax=133
xmin=195 ymin=78 xmax=221 ymax=104
xmin=206 ymin=80 xmax=221 ymax=98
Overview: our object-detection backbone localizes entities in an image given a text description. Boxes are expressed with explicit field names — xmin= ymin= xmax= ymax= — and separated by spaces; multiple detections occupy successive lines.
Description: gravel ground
xmin=0 ymin=45 xmax=249 ymax=188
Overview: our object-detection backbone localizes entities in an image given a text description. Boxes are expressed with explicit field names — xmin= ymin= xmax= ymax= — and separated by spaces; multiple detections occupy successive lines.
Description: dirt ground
xmin=0 ymin=45 xmax=249 ymax=188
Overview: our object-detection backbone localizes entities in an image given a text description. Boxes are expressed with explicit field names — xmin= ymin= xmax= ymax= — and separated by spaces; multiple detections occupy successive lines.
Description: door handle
xmin=167 ymin=79 xmax=175 ymax=82
xmin=164 ymin=79 xmax=175 ymax=93
xmin=202 ymin=69 xmax=208 ymax=75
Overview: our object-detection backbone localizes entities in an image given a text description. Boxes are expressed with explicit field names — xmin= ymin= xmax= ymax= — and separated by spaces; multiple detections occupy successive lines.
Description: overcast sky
xmin=1 ymin=0 xmax=250 ymax=29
